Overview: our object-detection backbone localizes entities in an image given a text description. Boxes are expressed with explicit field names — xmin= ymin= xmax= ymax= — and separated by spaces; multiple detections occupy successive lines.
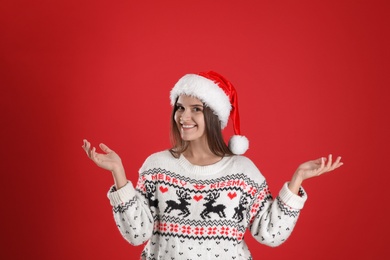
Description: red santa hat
xmin=170 ymin=71 xmax=249 ymax=155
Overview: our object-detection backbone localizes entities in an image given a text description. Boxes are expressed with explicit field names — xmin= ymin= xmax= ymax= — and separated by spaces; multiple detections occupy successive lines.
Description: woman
xmin=82 ymin=71 xmax=343 ymax=259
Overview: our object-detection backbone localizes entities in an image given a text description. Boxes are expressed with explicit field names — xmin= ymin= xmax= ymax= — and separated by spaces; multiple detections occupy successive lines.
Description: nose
xmin=180 ymin=108 xmax=191 ymax=122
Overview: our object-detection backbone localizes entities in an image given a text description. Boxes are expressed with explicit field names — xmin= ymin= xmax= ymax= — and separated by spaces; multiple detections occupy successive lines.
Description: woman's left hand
xmin=288 ymin=154 xmax=343 ymax=194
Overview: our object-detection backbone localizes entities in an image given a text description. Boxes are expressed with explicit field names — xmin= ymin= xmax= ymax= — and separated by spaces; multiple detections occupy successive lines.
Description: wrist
xmin=288 ymin=171 xmax=304 ymax=195
xmin=111 ymin=164 xmax=125 ymax=176
xmin=111 ymin=166 xmax=127 ymax=189
xmin=292 ymin=170 xmax=304 ymax=183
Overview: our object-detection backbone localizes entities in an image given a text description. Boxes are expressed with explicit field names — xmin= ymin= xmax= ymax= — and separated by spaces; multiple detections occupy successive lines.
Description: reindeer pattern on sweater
xmin=108 ymin=151 xmax=307 ymax=260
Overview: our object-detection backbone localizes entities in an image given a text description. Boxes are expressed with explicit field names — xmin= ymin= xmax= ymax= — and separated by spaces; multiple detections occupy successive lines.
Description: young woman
xmin=82 ymin=71 xmax=343 ymax=259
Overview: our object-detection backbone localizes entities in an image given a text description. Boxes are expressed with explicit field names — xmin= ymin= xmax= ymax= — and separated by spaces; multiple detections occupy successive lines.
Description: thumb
xmin=315 ymin=157 xmax=324 ymax=163
xmin=99 ymin=143 xmax=113 ymax=153
xmin=313 ymin=157 xmax=324 ymax=166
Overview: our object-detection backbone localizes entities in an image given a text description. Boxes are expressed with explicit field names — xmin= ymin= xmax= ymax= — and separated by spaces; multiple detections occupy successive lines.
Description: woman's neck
xmin=183 ymin=141 xmax=222 ymax=166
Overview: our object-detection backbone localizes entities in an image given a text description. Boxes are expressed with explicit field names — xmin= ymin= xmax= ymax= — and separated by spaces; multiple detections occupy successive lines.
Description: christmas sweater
xmin=107 ymin=151 xmax=307 ymax=260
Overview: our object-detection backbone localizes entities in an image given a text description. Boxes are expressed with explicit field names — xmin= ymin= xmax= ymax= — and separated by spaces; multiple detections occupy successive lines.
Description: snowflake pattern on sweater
xmin=108 ymin=151 xmax=307 ymax=260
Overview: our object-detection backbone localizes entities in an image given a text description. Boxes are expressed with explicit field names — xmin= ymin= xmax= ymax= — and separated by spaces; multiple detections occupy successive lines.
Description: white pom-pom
xmin=228 ymin=135 xmax=249 ymax=155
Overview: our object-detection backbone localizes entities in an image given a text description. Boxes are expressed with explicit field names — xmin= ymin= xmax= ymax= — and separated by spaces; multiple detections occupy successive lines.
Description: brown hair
xmin=169 ymin=98 xmax=233 ymax=158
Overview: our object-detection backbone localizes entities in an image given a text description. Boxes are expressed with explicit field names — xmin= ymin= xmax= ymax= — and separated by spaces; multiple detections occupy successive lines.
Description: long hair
xmin=169 ymin=98 xmax=233 ymax=158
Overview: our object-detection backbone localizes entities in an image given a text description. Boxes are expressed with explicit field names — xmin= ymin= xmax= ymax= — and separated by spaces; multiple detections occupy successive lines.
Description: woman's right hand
xmin=82 ymin=139 xmax=127 ymax=188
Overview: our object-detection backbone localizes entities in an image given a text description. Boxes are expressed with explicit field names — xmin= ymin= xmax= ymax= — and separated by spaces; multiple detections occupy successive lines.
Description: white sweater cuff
xmin=278 ymin=182 xmax=308 ymax=210
xmin=107 ymin=181 xmax=136 ymax=207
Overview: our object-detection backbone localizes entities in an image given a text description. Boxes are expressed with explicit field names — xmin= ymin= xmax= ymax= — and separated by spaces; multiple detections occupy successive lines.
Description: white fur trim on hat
xmin=228 ymin=135 xmax=249 ymax=155
xmin=170 ymin=74 xmax=231 ymax=129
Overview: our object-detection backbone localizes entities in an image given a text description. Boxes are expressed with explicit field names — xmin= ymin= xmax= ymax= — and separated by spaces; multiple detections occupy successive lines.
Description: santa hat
xmin=170 ymin=71 xmax=249 ymax=155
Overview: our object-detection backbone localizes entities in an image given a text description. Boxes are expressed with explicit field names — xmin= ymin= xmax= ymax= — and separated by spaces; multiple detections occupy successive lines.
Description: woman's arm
xmin=82 ymin=139 xmax=154 ymax=245
xmin=250 ymin=154 xmax=343 ymax=246
xmin=249 ymin=181 xmax=307 ymax=247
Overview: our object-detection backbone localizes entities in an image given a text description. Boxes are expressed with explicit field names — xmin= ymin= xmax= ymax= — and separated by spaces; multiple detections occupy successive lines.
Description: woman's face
xmin=174 ymin=95 xmax=206 ymax=143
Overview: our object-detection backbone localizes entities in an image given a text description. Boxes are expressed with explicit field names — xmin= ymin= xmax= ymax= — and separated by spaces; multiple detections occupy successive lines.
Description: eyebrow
xmin=176 ymin=102 xmax=204 ymax=107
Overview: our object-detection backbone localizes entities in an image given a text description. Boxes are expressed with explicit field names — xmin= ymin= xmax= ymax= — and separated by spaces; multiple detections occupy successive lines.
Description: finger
xmin=332 ymin=156 xmax=343 ymax=170
xmin=82 ymin=139 xmax=87 ymax=150
xmin=100 ymin=143 xmax=113 ymax=154
xmin=91 ymin=147 xmax=98 ymax=162
xmin=324 ymin=154 xmax=333 ymax=171
xmin=82 ymin=139 xmax=89 ymax=152
xmin=315 ymin=157 xmax=326 ymax=175
xmin=84 ymin=140 xmax=93 ymax=157
xmin=321 ymin=157 xmax=326 ymax=168
xmin=333 ymin=156 xmax=341 ymax=166
xmin=330 ymin=156 xmax=341 ymax=170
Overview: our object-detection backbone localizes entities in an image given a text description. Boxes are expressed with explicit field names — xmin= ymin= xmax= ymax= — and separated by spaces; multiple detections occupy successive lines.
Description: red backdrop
xmin=1 ymin=0 xmax=389 ymax=259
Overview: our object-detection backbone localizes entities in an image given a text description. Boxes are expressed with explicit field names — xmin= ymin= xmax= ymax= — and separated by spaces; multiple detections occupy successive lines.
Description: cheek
xmin=174 ymin=112 xmax=181 ymax=123
xmin=195 ymin=114 xmax=205 ymax=126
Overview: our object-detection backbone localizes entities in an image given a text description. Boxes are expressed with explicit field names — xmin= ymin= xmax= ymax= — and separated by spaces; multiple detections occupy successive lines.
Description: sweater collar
xmin=177 ymin=153 xmax=232 ymax=175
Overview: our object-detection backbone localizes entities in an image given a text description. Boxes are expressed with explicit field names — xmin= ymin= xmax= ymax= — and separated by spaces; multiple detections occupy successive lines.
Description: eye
xmin=176 ymin=105 xmax=184 ymax=111
xmin=193 ymin=107 xmax=203 ymax=112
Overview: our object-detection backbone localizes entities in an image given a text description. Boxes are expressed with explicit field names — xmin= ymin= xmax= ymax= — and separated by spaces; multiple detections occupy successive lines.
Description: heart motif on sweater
xmin=227 ymin=192 xmax=237 ymax=199
xmin=159 ymin=186 xmax=168 ymax=193
xmin=193 ymin=195 xmax=203 ymax=201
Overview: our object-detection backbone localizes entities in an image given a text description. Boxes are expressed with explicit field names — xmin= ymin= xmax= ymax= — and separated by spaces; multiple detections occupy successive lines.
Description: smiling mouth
xmin=181 ymin=124 xmax=196 ymax=129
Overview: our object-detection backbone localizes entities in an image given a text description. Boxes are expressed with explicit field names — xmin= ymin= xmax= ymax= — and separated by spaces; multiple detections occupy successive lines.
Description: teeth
xmin=182 ymin=125 xmax=195 ymax=128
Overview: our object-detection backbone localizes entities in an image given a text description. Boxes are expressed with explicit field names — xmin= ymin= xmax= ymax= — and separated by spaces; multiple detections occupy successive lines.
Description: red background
xmin=1 ymin=0 xmax=389 ymax=259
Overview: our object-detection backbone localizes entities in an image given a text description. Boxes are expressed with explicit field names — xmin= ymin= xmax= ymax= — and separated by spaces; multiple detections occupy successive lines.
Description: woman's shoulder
xmin=144 ymin=150 xmax=175 ymax=162
xmin=139 ymin=150 xmax=176 ymax=170
xmin=230 ymin=155 xmax=265 ymax=180
xmin=231 ymin=154 xmax=258 ymax=168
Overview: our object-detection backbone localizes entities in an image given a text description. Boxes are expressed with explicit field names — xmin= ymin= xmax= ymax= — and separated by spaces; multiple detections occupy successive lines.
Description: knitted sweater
xmin=107 ymin=151 xmax=307 ymax=260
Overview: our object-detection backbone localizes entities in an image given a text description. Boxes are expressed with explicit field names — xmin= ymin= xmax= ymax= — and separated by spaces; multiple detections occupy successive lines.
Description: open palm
xmin=297 ymin=154 xmax=343 ymax=181
xmin=82 ymin=139 xmax=123 ymax=172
